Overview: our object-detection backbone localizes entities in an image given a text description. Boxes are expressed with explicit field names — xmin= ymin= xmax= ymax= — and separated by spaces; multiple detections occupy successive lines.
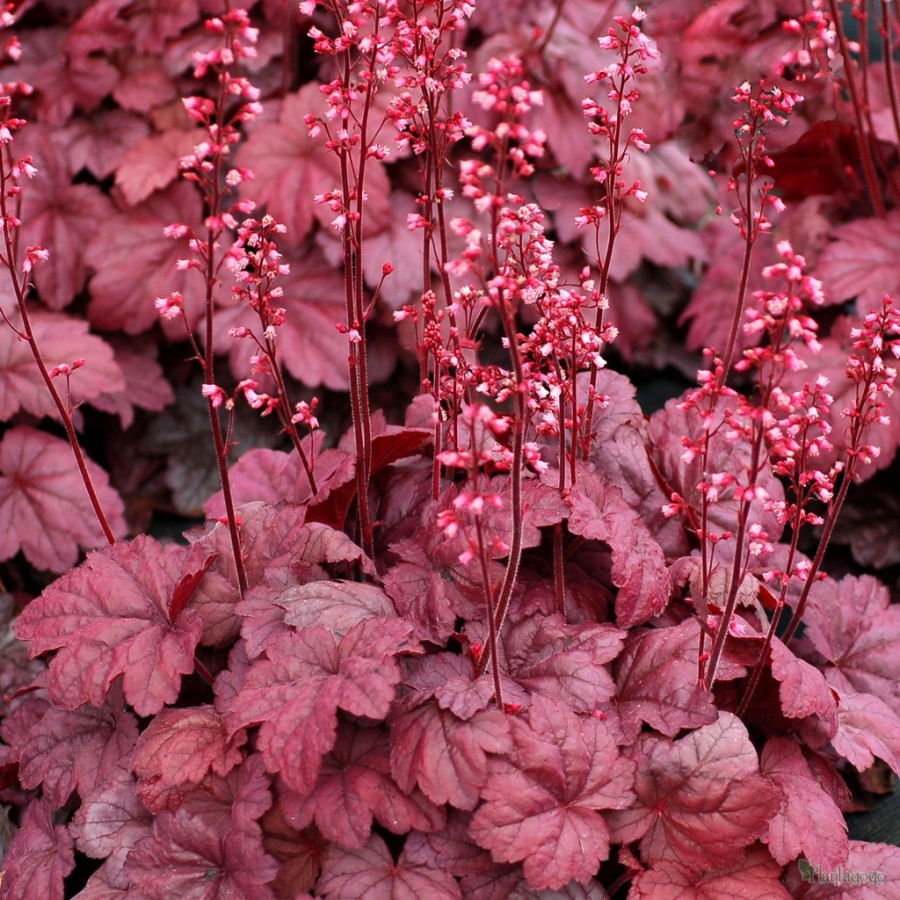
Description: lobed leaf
xmin=607 ymin=713 xmax=779 ymax=873
xmin=15 ymin=536 xmax=206 ymax=715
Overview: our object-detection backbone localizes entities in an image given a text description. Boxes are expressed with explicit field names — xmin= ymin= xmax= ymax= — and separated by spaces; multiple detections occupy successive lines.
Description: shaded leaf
xmin=0 ymin=426 xmax=126 ymax=572
xmin=282 ymin=722 xmax=444 ymax=848
xmin=629 ymin=844 xmax=792 ymax=899
xmin=317 ymin=832 xmax=461 ymax=900
xmin=0 ymin=797 xmax=74 ymax=900
xmin=124 ymin=808 xmax=277 ymax=900
xmin=132 ymin=706 xmax=247 ymax=814
xmin=760 ymin=737 xmax=848 ymax=870
xmin=566 ymin=465 xmax=671 ymax=626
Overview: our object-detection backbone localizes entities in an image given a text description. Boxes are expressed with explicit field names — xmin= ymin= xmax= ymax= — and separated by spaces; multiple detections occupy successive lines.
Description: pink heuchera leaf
xmin=469 ymin=695 xmax=635 ymax=891
xmin=803 ymin=574 xmax=900 ymax=717
xmin=816 ymin=211 xmax=900 ymax=308
xmin=203 ymin=445 xmax=354 ymax=520
xmin=261 ymin=806 xmax=325 ymax=899
xmin=282 ymin=721 xmax=444 ymax=848
xmin=317 ymin=833 xmax=462 ymax=900
xmin=89 ymin=338 xmax=176 ymax=429
xmin=192 ymin=501 xmax=372 ymax=648
xmin=0 ymin=797 xmax=75 ymax=900
xmin=215 ymin=242 xmax=397 ymax=391
xmin=0 ymin=426 xmax=126 ymax=572
xmin=16 ymin=125 xmax=118 ymax=307
xmin=680 ymin=221 xmax=773 ymax=355
xmin=279 ymin=581 xmax=397 ymax=637
xmin=124 ymin=808 xmax=278 ymax=900
xmin=19 ymin=687 xmax=139 ymax=806
xmin=779 ymin=326 xmax=900 ymax=479
xmin=86 ymin=181 xmax=204 ymax=334
xmin=828 ymin=689 xmax=900 ymax=775
xmin=227 ymin=618 xmax=419 ymax=793
xmin=390 ymin=700 xmax=512 ymax=810
xmin=132 ymin=706 xmax=248 ymax=814
xmin=566 ymin=465 xmax=671 ymax=626
xmin=0 ymin=310 xmax=125 ymax=421
xmin=607 ymin=712 xmax=779 ymax=872
xmin=69 ymin=768 xmax=152 ymax=885
xmin=14 ymin=535 xmax=205 ymax=716
xmin=760 ymin=737 xmax=848 ymax=870
xmin=507 ymin=877 xmax=609 ymax=899
xmin=614 ymin=620 xmax=719 ymax=743
xmin=115 ymin=128 xmax=198 ymax=205
xmin=400 ymin=652 xmax=500 ymax=720
xmin=629 ymin=844 xmax=792 ymax=900
xmin=502 ymin=614 xmax=625 ymax=714
xmin=404 ymin=810 xmax=500 ymax=878
xmin=648 ymin=394 xmax=785 ymax=544
xmin=769 ymin=636 xmax=839 ymax=727
xmin=62 ymin=110 xmax=150 ymax=178
xmin=176 ymin=753 xmax=273 ymax=837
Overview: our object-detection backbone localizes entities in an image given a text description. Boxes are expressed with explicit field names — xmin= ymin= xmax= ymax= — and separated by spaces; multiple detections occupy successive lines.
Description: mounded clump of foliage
xmin=0 ymin=1 xmax=899 ymax=898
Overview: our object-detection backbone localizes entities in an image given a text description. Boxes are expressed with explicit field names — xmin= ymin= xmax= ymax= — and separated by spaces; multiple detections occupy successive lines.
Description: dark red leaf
xmin=169 ymin=553 xmax=217 ymax=623
xmin=260 ymin=808 xmax=325 ymax=899
xmin=281 ymin=722 xmax=444 ymax=848
xmin=124 ymin=808 xmax=278 ymax=900
xmin=760 ymin=737 xmax=848 ymax=870
xmin=132 ymin=706 xmax=247 ymax=814
xmin=469 ymin=696 xmax=635 ymax=890
xmin=0 ymin=797 xmax=74 ymax=900
xmin=316 ymin=833 xmax=461 ymax=900
xmin=607 ymin=713 xmax=779 ymax=872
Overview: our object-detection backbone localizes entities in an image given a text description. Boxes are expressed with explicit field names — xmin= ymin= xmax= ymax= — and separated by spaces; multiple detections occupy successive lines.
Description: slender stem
xmin=828 ymin=0 xmax=887 ymax=217
xmin=0 ymin=156 xmax=117 ymax=546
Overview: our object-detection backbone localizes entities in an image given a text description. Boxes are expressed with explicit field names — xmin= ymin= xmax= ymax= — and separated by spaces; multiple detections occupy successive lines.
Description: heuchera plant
xmin=0 ymin=0 xmax=900 ymax=898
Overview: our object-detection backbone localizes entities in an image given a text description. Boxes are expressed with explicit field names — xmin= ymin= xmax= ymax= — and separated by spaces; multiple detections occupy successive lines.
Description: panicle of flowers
xmin=727 ymin=81 xmax=797 ymax=242
xmin=385 ymin=0 xmax=473 ymax=156
xmin=580 ymin=5 xmax=658 ymax=225
xmin=225 ymin=213 xmax=319 ymax=495
xmin=844 ymin=295 xmax=900 ymax=464
xmin=462 ymin=55 xmax=546 ymax=202
xmin=737 ymin=240 xmax=824 ymax=377
xmin=178 ymin=10 xmax=261 ymax=235
xmin=778 ymin=0 xmax=834 ymax=81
